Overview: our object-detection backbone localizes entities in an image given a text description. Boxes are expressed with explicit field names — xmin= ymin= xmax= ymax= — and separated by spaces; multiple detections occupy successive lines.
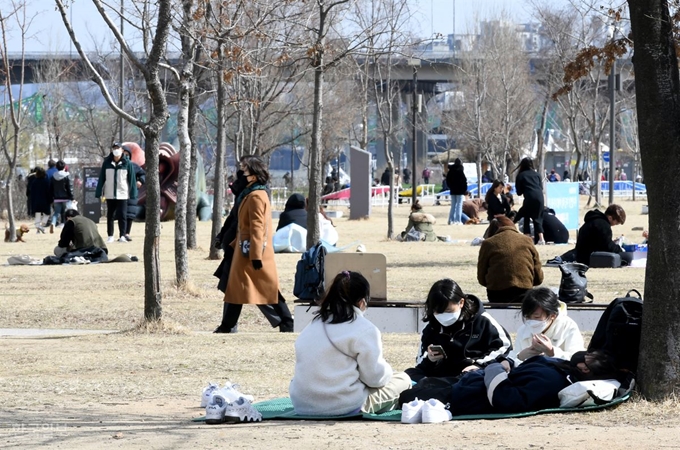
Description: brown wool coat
xmin=224 ymin=188 xmax=279 ymax=305
xmin=477 ymin=226 xmax=543 ymax=291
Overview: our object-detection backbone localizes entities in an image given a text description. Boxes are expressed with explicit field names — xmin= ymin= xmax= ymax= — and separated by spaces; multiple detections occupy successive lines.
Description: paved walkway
xmin=0 ymin=328 xmax=117 ymax=338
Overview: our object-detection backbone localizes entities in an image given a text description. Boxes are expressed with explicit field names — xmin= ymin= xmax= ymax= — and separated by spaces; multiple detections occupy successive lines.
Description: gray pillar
xmin=349 ymin=146 xmax=371 ymax=220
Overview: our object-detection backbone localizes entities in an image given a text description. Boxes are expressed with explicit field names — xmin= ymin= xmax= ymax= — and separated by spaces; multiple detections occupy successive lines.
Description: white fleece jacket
xmin=289 ymin=307 xmax=393 ymax=416
xmin=508 ymin=301 xmax=585 ymax=364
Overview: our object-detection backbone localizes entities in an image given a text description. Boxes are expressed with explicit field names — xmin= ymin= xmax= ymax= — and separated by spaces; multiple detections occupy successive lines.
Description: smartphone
xmin=429 ymin=345 xmax=446 ymax=357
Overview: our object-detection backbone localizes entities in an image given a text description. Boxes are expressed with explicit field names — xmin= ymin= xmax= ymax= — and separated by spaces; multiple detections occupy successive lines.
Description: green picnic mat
xmin=192 ymin=393 xmax=630 ymax=422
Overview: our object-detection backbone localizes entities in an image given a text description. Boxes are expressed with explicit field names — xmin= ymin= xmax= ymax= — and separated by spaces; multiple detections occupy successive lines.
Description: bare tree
xmin=452 ymin=19 xmax=535 ymax=183
xmin=364 ymin=0 xmax=411 ymax=238
xmin=55 ymin=0 xmax=173 ymax=321
xmin=0 ymin=0 xmax=33 ymax=241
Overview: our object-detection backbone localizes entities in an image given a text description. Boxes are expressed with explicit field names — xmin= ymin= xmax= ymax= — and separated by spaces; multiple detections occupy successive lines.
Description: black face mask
xmin=230 ymin=170 xmax=248 ymax=198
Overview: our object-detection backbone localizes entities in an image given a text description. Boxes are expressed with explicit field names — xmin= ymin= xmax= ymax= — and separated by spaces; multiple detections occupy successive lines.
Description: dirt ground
xmin=2 ymin=196 xmax=677 ymax=449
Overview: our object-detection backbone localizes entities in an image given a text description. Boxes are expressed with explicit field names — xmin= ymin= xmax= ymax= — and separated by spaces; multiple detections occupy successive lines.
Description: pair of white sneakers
xmin=401 ymin=398 xmax=453 ymax=424
xmin=202 ymin=382 xmax=262 ymax=424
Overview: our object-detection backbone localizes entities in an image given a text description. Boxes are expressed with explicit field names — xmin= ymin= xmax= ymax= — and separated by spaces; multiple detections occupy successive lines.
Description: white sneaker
xmin=106 ymin=236 xmax=115 ymax=243
xmin=118 ymin=237 xmax=128 ymax=243
xmin=421 ymin=398 xmax=452 ymax=423
xmin=401 ymin=398 xmax=425 ymax=424
xmin=201 ymin=382 xmax=220 ymax=408
xmin=205 ymin=393 xmax=228 ymax=424
xmin=218 ymin=382 xmax=254 ymax=403
xmin=223 ymin=396 xmax=262 ymax=423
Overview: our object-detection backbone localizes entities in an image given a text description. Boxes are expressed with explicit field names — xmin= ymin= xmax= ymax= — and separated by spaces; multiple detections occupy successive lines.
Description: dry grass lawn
xmin=1 ymin=196 xmax=677 ymax=449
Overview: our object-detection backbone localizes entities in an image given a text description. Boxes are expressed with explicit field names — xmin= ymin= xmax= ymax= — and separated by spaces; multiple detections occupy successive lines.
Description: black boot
xmin=213 ymin=324 xmax=238 ymax=334
xmin=279 ymin=319 xmax=294 ymax=333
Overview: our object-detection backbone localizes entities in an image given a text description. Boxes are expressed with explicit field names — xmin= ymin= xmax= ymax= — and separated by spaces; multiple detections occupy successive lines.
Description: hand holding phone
xmin=427 ymin=344 xmax=446 ymax=361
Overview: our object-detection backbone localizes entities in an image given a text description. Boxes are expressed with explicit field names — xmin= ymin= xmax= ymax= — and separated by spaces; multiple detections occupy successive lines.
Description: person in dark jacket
xmin=277 ymin=193 xmax=308 ymax=231
xmin=212 ymin=168 xmax=293 ymax=333
xmin=380 ymin=167 xmax=392 ymax=186
xmin=446 ymin=158 xmax=467 ymax=225
xmin=542 ymin=208 xmax=569 ymax=244
xmin=405 ymin=278 xmax=512 ymax=382
xmin=27 ymin=167 xmax=52 ymax=233
xmin=399 ymin=350 xmax=619 ymax=416
xmin=122 ymin=146 xmax=146 ymax=241
xmin=514 ymin=157 xmax=545 ymax=244
xmin=478 ymin=216 xmax=544 ymax=303
xmin=518 ymin=207 xmax=570 ymax=244
xmin=49 ymin=160 xmax=73 ymax=230
xmin=574 ymin=204 xmax=626 ymax=265
xmin=484 ymin=180 xmax=511 ymax=221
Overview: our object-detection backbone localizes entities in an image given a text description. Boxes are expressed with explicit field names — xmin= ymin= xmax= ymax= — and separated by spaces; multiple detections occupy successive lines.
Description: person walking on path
xmin=218 ymin=156 xmax=294 ymax=333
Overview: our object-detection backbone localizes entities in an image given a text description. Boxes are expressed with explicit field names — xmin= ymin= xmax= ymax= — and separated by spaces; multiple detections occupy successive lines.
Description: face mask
xmin=230 ymin=170 xmax=248 ymax=197
xmin=112 ymin=149 xmax=123 ymax=158
xmin=434 ymin=310 xmax=460 ymax=327
xmin=525 ymin=319 xmax=548 ymax=334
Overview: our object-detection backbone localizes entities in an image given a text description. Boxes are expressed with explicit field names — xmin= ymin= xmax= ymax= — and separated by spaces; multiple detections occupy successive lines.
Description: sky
xmin=2 ymin=0 xmax=573 ymax=54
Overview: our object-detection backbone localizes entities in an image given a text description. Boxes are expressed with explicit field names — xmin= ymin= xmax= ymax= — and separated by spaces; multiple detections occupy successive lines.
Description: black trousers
xmin=514 ymin=196 xmax=544 ymax=235
xmin=106 ymin=199 xmax=128 ymax=238
xmin=220 ymin=291 xmax=293 ymax=330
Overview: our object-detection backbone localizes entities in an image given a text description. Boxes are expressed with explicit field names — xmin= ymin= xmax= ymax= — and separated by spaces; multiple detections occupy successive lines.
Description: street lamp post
xmin=408 ymin=58 xmax=421 ymax=205
xmin=608 ymin=23 xmax=618 ymax=205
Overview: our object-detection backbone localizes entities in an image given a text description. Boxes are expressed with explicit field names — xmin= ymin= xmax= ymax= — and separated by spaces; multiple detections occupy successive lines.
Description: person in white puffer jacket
xmin=508 ymin=287 xmax=585 ymax=365
xmin=290 ymin=271 xmax=411 ymax=416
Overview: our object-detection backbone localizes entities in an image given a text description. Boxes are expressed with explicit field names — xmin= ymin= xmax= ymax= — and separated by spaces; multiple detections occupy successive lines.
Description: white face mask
xmin=112 ymin=149 xmax=123 ymax=158
xmin=525 ymin=319 xmax=548 ymax=334
xmin=434 ymin=310 xmax=461 ymax=327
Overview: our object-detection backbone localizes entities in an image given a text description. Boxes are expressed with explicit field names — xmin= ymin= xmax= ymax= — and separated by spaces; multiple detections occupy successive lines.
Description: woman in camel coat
xmin=222 ymin=155 xmax=292 ymax=332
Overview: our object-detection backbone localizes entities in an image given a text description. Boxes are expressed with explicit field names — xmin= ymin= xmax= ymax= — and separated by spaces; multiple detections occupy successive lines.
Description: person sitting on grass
xmin=290 ymin=271 xmax=411 ymax=416
xmin=508 ymin=287 xmax=584 ymax=365
xmin=405 ymin=278 xmax=512 ymax=383
xmin=53 ymin=209 xmax=108 ymax=261
xmin=400 ymin=200 xmax=437 ymax=241
xmin=548 ymin=204 xmax=627 ymax=265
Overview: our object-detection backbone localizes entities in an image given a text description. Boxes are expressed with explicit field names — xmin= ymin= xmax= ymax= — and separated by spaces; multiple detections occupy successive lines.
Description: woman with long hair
xmin=484 ymin=179 xmax=511 ymax=221
xmin=514 ymin=157 xmax=546 ymax=244
xmin=290 ymin=271 xmax=411 ymax=415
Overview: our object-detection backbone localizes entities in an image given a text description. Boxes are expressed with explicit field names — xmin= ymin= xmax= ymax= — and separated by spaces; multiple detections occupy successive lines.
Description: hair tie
xmin=342 ymin=270 xmax=350 ymax=279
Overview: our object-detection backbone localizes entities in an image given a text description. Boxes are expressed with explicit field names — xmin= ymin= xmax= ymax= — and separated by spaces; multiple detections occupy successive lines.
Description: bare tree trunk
xmin=174 ymin=77 xmax=192 ymax=288
xmin=142 ymin=125 xmax=164 ymax=321
xmin=209 ymin=44 xmax=227 ymax=261
xmin=628 ymin=0 xmax=680 ymax=400
xmin=306 ymin=63 xmax=324 ymax=248
xmin=186 ymin=94 xmax=198 ymax=249
xmin=173 ymin=0 xmax=197 ymax=288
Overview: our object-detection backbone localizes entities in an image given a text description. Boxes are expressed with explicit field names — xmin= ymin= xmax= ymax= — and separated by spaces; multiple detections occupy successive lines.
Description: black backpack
xmin=558 ymin=262 xmax=594 ymax=303
xmin=293 ymin=242 xmax=327 ymax=303
xmin=588 ymin=289 xmax=643 ymax=373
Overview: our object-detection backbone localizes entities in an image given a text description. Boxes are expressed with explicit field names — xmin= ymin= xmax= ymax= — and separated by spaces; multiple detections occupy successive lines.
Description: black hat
xmin=111 ymin=142 xmax=122 ymax=149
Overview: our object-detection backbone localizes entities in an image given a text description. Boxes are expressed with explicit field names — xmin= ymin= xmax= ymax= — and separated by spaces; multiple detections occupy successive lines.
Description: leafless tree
xmin=0 ymin=0 xmax=34 ymax=241
xmin=55 ymin=0 xmax=173 ymax=321
xmin=452 ymin=19 xmax=535 ymax=184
